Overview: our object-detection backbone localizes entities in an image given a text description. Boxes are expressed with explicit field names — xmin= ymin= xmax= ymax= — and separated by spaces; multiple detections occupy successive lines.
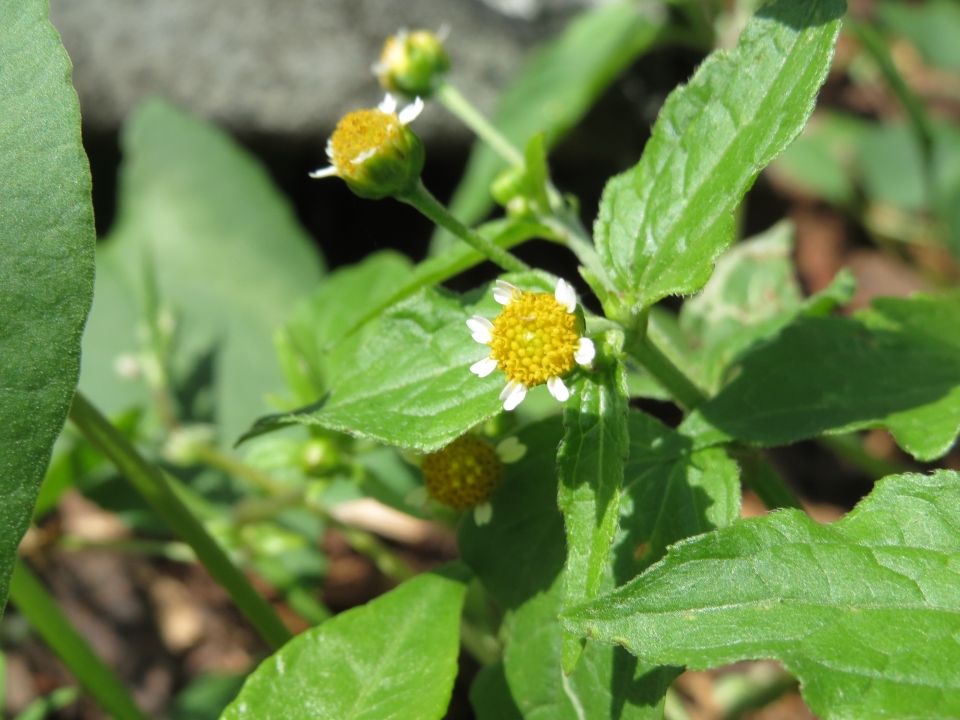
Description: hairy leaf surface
xmin=564 ymin=470 xmax=960 ymax=720
xmin=0 ymin=0 xmax=95 ymax=611
xmin=595 ymin=0 xmax=844 ymax=307
xmin=221 ymin=568 xmax=468 ymax=720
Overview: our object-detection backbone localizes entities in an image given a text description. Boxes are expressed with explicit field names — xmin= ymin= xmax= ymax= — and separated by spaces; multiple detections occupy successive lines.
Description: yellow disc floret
xmin=489 ymin=291 xmax=580 ymax=388
xmin=329 ymin=109 xmax=399 ymax=181
xmin=422 ymin=435 xmax=503 ymax=510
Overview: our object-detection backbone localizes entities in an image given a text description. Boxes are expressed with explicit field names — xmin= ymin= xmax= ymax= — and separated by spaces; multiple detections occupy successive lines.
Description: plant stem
xmin=8 ymin=561 xmax=149 ymax=720
xmin=435 ymin=81 xmax=524 ymax=167
xmin=728 ymin=446 xmax=803 ymax=511
xmin=58 ymin=536 xmax=197 ymax=563
xmin=398 ymin=180 xmax=530 ymax=273
xmin=819 ymin=433 xmax=907 ymax=481
xmin=68 ymin=391 xmax=292 ymax=650
xmin=625 ymin=332 xmax=707 ymax=412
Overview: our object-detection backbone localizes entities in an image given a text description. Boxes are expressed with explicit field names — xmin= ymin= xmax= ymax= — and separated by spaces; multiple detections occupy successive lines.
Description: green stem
xmin=8 ymin=561 xmax=149 ymax=720
xmin=435 ymin=81 xmax=524 ymax=167
xmin=819 ymin=433 xmax=906 ymax=481
xmin=398 ymin=180 xmax=530 ymax=273
xmin=68 ymin=392 xmax=292 ymax=650
xmin=625 ymin=332 xmax=707 ymax=412
xmin=58 ymin=536 xmax=196 ymax=563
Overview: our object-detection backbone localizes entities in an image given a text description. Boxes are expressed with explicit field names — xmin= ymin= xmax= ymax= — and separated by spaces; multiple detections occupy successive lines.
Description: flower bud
xmin=310 ymin=94 xmax=425 ymax=200
xmin=376 ymin=30 xmax=450 ymax=99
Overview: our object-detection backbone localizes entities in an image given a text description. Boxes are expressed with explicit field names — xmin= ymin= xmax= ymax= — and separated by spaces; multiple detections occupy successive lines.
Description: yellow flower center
xmin=422 ymin=435 xmax=503 ymax=510
xmin=489 ymin=291 xmax=580 ymax=388
xmin=329 ymin=109 xmax=399 ymax=180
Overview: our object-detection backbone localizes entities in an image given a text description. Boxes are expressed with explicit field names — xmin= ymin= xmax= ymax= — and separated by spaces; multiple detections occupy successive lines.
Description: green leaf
xmin=436 ymin=2 xmax=664 ymax=251
xmin=563 ymin=470 xmax=960 ymax=720
xmin=614 ymin=411 xmax=741 ymax=584
xmin=504 ymin=576 xmax=677 ymax=720
xmin=557 ymin=363 xmax=629 ymax=670
xmin=470 ymin=663 xmax=524 ymax=720
xmin=80 ymin=99 xmax=324 ymax=444
xmin=458 ymin=417 xmax=567 ymax=610
xmin=689 ymin=294 xmax=960 ymax=461
xmin=860 ymin=122 xmax=927 ymax=212
xmin=246 ymin=273 xmax=555 ymax=452
xmin=279 ymin=251 xmax=413 ymax=403
xmin=220 ymin=566 xmax=469 ymax=720
xmin=594 ymin=0 xmax=843 ymax=308
xmin=0 ymin=0 xmax=95 ymax=612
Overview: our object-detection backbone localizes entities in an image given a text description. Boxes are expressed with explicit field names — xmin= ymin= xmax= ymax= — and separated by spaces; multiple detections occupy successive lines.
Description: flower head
xmin=375 ymin=29 xmax=450 ymax=98
xmin=468 ymin=278 xmax=596 ymax=410
xmin=310 ymin=94 xmax=425 ymax=199
xmin=421 ymin=435 xmax=525 ymax=524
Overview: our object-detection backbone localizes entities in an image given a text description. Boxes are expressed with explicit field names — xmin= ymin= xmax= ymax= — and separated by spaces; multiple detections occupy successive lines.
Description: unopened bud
xmin=375 ymin=30 xmax=450 ymax=99
xmin=300 ymin=437 xmax=340 ymax=475
xmin=162 ymin=425 xmax=216 ymax=466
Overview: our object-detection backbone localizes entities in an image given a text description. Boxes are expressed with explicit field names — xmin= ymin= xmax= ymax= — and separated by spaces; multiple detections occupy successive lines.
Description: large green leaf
xmin=80 ymin=99 xmax=324 ymax=444
xmin=246 ymin=273 xmax=554 ymax=452
xmin=688 ymin=294 xmax=960 ymax=461
xmin=435 ymin=2 xmax=664 ymax=252
xmin=594 ymin=0 xmax=843 ymax=308
xmin=504 ymin=576 xmax=677 ymax=720
xmin=557 ymin=364 xmax=629 ymax=670
xmin=564 ymin=470 xmax=960 ymax=720
xmin=0 ymin=0 xmax=95 ymax=611
xmin=614 ymin=411 xmax=740 ymax=585
xmin=220 ymin=566 xmax=468 ymax=720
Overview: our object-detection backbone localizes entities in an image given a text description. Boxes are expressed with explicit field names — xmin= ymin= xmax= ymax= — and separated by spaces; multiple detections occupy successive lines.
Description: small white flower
xmin=499 ymin=379 xmax=528 ymax=411
xmin=547 ymin=376 xmax=570 ymax=402
xmin=470 ymin=356 xmax=498 ymax=377
xmin=473 ymin=502 xmax=493 ymax=526
xmin=466 ymin=315 xmax=494 ymax=344
xmin=575 ymin=337 xmax=596 ymax=366
xmin=493 ymin=280 xmax=520 ymax=305
xmin=554 ymin=278 xmax=577 ymax=313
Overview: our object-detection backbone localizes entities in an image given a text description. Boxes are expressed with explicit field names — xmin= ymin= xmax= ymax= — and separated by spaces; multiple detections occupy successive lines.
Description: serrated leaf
xmin=564 ymin=470 xmax=960 ymax=720
xmin=688 ymin=294 xmax=960 ymax=461
xmin=220 ymin=566 xmax=468 ymax=720
xmin=504 ymin=576 xmax=677 ymax=720
xmin=614 ymin=411 xmax=740 ymax=584
xmin=557 ymin=364 xmax=629 ymax=669
xmin=247 ymin=273 xmax=554 ymax=452
xmin=436 ymin=2 xmax=664 ymax=251
xmin=80 ymin=99 xmax=324 ymax=444
xmin=0 ymin=0 xmax=95 ymax=612
xmin=594 ymin=0 xmax=843 ymax=308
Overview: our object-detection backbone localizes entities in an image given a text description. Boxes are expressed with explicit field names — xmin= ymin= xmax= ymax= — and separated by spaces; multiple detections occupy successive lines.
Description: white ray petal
xmin=493 ymin=280 xmax=519 ymax=305
xmin=470 ymin=356 xmax=498 ymax=377
xmin=399 ymin=97 xmax=425 ymax=125
xmin=547 ymin=376 xmax=570 ymax=402
xmin=496 ymin=436 xmax=527 ymax=464
xmin=467 ymin=316 xmax=494 ymax=344
xmin=325 ymin=138 xmax=335 ymax=159
xmin=574 ymin=337 xmax=596 ymax=365
xmin=378 ymin=93 xmax=398 ymax=114
xmin=351 ymin=148 xmax=376 ymax=164
xmin=309 ymin=165 xmax=338 ymax=179
xmin=554 ymin=278 xmax=577 ymax=313
xmin=473 ymin=502 xmax=493 ymax=526
xmin=500 ymin=380 xmax=528 ymax=411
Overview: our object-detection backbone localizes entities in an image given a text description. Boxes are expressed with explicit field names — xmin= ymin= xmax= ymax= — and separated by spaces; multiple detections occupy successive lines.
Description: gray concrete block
xmin=50 ymin=0 xmax=605 ymax=141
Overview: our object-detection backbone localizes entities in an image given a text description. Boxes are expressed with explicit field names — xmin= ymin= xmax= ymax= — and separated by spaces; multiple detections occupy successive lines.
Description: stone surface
xmin=50 ymin=0 xmax=605 ymax=141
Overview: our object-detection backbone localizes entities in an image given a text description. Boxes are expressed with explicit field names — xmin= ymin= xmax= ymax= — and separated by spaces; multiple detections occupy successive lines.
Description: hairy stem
xmin=399 ymin=180 xmax=530 ymax=273
xmin=435 ymin=81 xmax=524 ymax=167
